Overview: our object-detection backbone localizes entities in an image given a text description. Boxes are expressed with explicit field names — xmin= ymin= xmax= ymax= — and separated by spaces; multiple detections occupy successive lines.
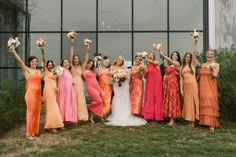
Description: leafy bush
xmin=0 ymin=80 xmax=26 ymax=134
xmin=197 ymin=48 xmax=236 ymax=121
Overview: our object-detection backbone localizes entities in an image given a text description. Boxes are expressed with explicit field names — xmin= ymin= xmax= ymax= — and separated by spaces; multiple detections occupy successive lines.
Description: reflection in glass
xmin=29 ymin=0 xmax=60 ymax=31
xmin=169 ymin=33 xmax=203 ymax=61
xmin=134 ymin=0 xmax=167 ymax=30
xmin=98 ymin=33 xmax=131 ymax=66
xmin=29 ymin=33 xmax=61 ymax=66
xmin=169 ymin=0 xmax=203 ymax=30
xmin=98 ymin=0 xmax=131 ymax=31
xmin=62 ymin=33 xmax=96 ymax=61
xmin=63 ymin=0 xmax=96 ymax=31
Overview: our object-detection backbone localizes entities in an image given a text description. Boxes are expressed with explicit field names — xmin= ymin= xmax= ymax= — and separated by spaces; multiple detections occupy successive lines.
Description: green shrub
xmin=0 ymin=80 xmax=26 ymax=134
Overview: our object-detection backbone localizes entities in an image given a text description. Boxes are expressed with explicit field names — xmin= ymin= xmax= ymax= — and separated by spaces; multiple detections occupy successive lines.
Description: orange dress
xmin=130 ymin=67 xmax=143 ymax=115
xmin=181 ymin=68 xmax=199 ymax=121
xmin=199 ymin=66 xmax=219 ymax=127
xmin=25 ymin=72 xmax=42 ymax=136
xmin=43 ymin=70 xmax=64 ymax=129
xmin=71 ymin=67 xmax=88 ymax=121
xmin=98 ymin=72 xmax=113 ymax=114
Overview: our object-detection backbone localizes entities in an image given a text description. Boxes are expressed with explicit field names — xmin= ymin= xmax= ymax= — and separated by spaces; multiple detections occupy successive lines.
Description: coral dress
xmin=43 ymin=70 xmax=64 ymax=129
xmin=57 ymin=69 xmax=77 ymax=123
xmin=83 ymin=71 xmax=103 ymax=117
xmin=142 ymin=64 xmax=164 ymax=121
xmin=163 ymin=66 xmax=182 ymax=118
xmin=25 ymin=71 xmax=42 ymax=137
xmin=130 ymin=67 xmax=143 ymax=115
xmin=181 ymin=68 xmax=199 ymax=121
xmin=199 ymin=66 xmax=220 ymax=127
xmin=98 ymin=72 xmax=113 ymax=114
xmin=71 ymin=67 xmax=88 ymax=121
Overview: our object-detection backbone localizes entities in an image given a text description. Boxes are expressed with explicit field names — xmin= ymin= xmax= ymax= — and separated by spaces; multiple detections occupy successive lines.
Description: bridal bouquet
xmin=8 ymin=37 xmax=20 ymax=49
xmin=83 ymin=39 xmax=92 ymax=46
xmin=190 ymin=29 xmax=200 ymax=40
xmin=110 ymin=69 xmax=129 ymax=87
xmin=36 ymin=38 xmax=47 ymax=47
xmin=52 ymin=66 xmax=64 ymax=76
xmin=153 ymin=43 xmax=163 ymax=51
xmin=67 ymin=30 xmax=77 ymax=39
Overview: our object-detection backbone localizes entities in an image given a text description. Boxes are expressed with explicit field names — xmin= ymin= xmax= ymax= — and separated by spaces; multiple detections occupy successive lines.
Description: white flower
xmin=8 ymin=37 xmax=20 ymax=48
xmin=190 ymin=29 xmax=200 ymax=39
xmin=141 ymin=51 xmax=148 ymax=58
xmin=53 ymin=66 xmax=64 ymax=76
xmin=36 ymin=38 xmax=47 ymax=47
xmin=67 ymin=30 xmax=77 ymax=39
xmin=83 ymin=39 xmax=92 ymax=46
xmin=136 ymin=52 xmax=142 ymax=56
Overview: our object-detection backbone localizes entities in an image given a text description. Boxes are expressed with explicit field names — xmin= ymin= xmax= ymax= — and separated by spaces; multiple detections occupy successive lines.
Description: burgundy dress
xmin=142 ymin=64 xmax=164 ymax=121
xmin=83 ymin=71 xmax=103 ymax=117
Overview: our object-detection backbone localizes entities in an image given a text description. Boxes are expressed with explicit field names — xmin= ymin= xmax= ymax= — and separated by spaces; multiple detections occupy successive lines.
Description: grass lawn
xmin=0 ymin=119 xmax=235 ymax=157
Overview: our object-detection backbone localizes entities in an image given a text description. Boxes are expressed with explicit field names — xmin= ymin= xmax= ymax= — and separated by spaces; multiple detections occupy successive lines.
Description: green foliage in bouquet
xmin=197 ymin=48 xmax=236 ymax=121
xmin=0 ymin=80 xmax=26 ymax=134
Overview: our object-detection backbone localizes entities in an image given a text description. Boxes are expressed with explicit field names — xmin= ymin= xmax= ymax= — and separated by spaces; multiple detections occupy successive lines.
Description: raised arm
xmin=192 ymin=38 xmax=198 ymax=66
xmin=158 ymin=50 xmax=180 ymax=67
xmin=10 ymin=45 xmax=30 ymax=73
xmin=69 ymin=39 xmax=75 ymax=67
xmin=40 ymin=46 xmax=47 ymax=72
xmin=81 ymin=45 xmax=90 ymax=71
xmin=146 ymin=58 xmax=159 ymax=67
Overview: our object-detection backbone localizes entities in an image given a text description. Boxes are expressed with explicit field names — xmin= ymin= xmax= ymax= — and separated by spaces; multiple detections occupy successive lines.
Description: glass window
xmin=29 ymin=33 xmax=61 ymax=66
xmin=98 ymin=33 xmax=132 ymax=67
xmin=98 ymin=0 xmax=131 ymax=31
xmin=169 ymin=0 xmax=203 ymax=30
xmin=169 ymin=33 xmax=203 ymax=61
xmin=134 ymin=0 xmax=167 ymax=30
xmin=29 ymin=0 xmax=60 ymax=31
xmin=63 ymin=0 xmax=96 ymax=31
xmin=62 ymin=33 xmax=96 ymax=61
xmin=134 ymin=33 xmax=167 ymax=63
xmin=0 ymin=69 xmax=24 ymax=85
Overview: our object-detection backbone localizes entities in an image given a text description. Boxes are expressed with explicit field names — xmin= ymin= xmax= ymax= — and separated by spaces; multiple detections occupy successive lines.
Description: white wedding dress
xmin=106 ymin=79 xmax=147 ymax=126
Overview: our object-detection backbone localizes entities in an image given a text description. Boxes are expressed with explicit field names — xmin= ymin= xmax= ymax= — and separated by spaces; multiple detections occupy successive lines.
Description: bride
xmin=106 ymin=56 xmax=147 ymax=126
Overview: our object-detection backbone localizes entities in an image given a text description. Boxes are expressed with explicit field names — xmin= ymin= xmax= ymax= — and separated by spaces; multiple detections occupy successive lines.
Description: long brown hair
xmin=182 ymin=53 xmax=194 ymax=74
xmin=27 ymin=56 xmax=38 ymax=68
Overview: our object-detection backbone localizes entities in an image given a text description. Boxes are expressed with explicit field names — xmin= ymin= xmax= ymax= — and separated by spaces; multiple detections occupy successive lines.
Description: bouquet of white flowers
xmin=8 ymin=37 xmax=20 ymax=49
xmin=67 ymin=30 xmax=77 ymax=39
xmin=52 ymin=66 xmax=64 ymax=76
xmin=83 ymin=39 xmax=92 ymax=46
xmin=136 ymin=51 xmax=148 ymax=58
xmin=36 ymin=38 xmax=47 ymax=47
xmin=190 ymin=29 xmax=200 ymax=40
xmin=110 ymin=69 xmax=129 ymax=87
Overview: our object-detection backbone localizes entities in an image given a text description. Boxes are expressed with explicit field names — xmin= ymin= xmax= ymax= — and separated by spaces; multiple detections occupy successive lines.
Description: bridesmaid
xmin=199 ymin=50 xmax=220 ymax=131
xmin=130 ymin=55 xmax=145 ymax=115
xmin=158 ymin=50 xmax=182 ymax=125
xmin=70 ymin=38 xmax=88 ymax=121
xmin=40 ymin=46 xmax=64 ymax=133
xmin=10 ymin=45 xmax=41 ymax=140
xmin=57 ymin=58 xmax=77 ymax=124
xmin=142 ymin=52 xmax=164 ymax=121
xmin=180 ymin=38 xmax=199 ymax=127
xmin=98 ymin=56 xmax=113 ymax=118
xmin=82 ymin=45 xmax=103 ymax=123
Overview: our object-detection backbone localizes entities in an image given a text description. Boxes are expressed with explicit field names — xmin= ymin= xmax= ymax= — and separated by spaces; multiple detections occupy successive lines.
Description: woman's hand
xmin=70 ymin=38 xmax=75 ymax=46
xmin=9 ymin=45 xmax=16 ymax=52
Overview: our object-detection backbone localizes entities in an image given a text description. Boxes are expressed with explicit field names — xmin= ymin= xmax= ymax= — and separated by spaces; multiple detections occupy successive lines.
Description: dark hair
xmin=46 ymin=60 xmax=55 ymax=71
xmin=103 ymin=56 xmax=108 ymax=60
xmin=72 ymin=54 xmax=81 ymax=66
xmin=170 ymin=51 xmax=181 ymax=65
xmin=87 ymin=59 xmax=95 ymax=71
xmin=148 ymin=52 xmax=155 ymax=61
xmin=27 ymin=56 xmax=38 ymax=68
xmin=60 ymin=58 xmax=71 ymax=69
xmin=182 ymin=53 xmax=193 ymax=74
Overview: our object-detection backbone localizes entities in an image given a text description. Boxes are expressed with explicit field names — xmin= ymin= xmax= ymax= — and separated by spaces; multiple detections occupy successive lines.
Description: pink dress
xmin=83 ymin=71 xmax=103 ymax=117
xmin=57 ymin=69 xmax=78 ymax=123
xmin=142 ymin=64 xmax=164 ymax=121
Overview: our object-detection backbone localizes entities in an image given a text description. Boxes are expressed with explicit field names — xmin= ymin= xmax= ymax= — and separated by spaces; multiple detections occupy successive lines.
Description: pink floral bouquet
xmin=36 ymin=38 xmax=47 ymax=47
xmin=110 ymin=69 xmax=129 ymax=87
xmin=83 ymin=39 xmax=92 ymax=46
xmin=8 ymin=37 xmax=20 ymax=49
xmin=67 ymin=30 xmax=77 ymax=39
xmin=153 ymin=43 xmax=164 ymax=51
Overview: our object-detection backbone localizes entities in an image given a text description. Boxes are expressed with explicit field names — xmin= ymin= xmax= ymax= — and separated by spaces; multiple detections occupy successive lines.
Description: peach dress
xmin=43 ymin=70 xmax=64 ymax=129
xmin=71 ymin=67 xmax=88 ymax=121
xmin=181 ymin=67 xmax=199 ymax=121
xmin=98 ymin=72 xmax=113 ymax=114
xmin=25 ymin=72 xmax=42 ymax=137
xmin=130 ymin=67 xmax=143 ymax=115
xmin=199 ymin=66 xmax=219 ymax=127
